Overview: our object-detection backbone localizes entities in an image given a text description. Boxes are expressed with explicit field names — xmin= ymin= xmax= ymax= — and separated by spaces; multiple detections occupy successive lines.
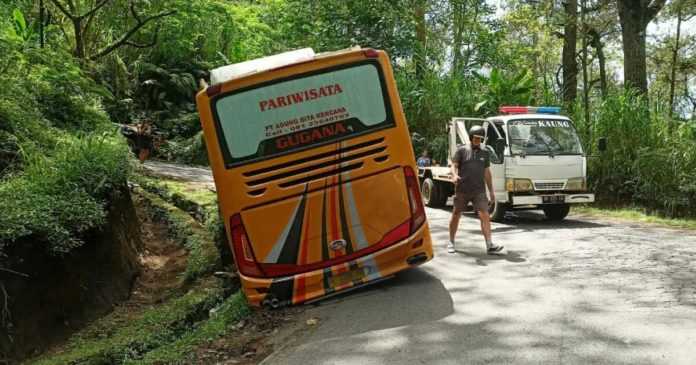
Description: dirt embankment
xmin=1 ymin=188 xmax=143 ymax=362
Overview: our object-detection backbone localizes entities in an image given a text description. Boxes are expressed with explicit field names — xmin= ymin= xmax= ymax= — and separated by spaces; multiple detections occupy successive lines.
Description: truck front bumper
xmin=511 ymin=193 xmax=595 ymax=206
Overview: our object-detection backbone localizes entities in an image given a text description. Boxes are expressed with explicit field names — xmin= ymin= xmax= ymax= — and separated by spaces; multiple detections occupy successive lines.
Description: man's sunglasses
xmin=471 ymin=135 xmax=484 ymax=141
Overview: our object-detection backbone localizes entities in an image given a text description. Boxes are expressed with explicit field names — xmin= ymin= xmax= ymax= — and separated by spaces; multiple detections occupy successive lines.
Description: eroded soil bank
xmin=1 ymin=189 xmax=143 ymax=362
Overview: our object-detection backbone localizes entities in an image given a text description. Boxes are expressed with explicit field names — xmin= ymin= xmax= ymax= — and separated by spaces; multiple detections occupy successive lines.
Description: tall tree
xmin=48 ymin=0 xmax=175 ymax=60
xmin=666 ymin=0 xmax=695 ymax=117
xmin=584 ymin=0 xmax=618 ymax=98
xmin=562 ymin=0 xmax=578 ymax=104
xmin=616 ymin=0 xmax=667 ymax=94
xmin=414 ymin=0 xmax=428 ymax=80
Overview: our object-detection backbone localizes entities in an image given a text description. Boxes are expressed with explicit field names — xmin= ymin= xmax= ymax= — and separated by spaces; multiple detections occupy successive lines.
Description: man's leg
xmin=474 ymin=194 xmax=503 ymax=253
xmin=448 ymin=193 xmax=464 ymax=253
xmin=478 ymin=209 xmax=492 ymax=242
xmin=449 ymin=207 xmax=461 ymax=243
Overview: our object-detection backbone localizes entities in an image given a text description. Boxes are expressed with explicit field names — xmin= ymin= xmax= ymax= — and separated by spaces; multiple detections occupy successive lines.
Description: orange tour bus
xmin=196 ymin=47 xmax=433 ymax=308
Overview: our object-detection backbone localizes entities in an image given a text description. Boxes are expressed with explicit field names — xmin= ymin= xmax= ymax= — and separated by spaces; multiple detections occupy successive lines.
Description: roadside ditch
xmin=25 ymin=173 xmax=298 ymax=365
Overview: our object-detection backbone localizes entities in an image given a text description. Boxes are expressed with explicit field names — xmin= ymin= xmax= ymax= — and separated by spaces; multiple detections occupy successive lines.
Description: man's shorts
xmin=454 ymin=191 xmax=489 ymax=212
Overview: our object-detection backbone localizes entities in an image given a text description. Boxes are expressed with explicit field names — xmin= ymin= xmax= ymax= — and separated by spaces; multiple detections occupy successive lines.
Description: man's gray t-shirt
xmin=453 ymin=145 xmax=490 ymax=194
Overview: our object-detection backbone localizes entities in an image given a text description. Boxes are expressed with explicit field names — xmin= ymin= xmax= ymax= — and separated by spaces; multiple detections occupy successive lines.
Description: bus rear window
xmin=212 ymin=61 xmax=394 ymax=167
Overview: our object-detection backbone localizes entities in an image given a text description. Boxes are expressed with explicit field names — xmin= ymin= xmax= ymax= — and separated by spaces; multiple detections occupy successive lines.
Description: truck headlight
xmin=506 ymin=178 xmax=533 ymax=192
xmin=565 ymin=177 xmax=586 ymax=191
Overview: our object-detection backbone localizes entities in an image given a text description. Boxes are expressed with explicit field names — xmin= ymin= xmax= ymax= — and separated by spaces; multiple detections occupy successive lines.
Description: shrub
xmin=25 ymin=48 xmax=113 ymax=133
xmin=573 ymin=90 xmax=696 ymax=218
xmin=0 ymin=134 xmax=130 ymax=254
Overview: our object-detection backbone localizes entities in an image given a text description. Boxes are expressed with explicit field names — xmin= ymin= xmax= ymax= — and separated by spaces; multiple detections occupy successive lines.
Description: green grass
xmin=0 ymin=134 xmax=131 ymax=255
xmin=136 ymin=188 xmax=221 ymax=282
xmin=573 ymin=206 xmax=696 ymax=230
xmin=131 ymin=292 xmax=250 ymax=365
xmin=30 ymin=279 xmax=226 ymax=365
xmin=158 ymin=179 xmax=217 ymax=210
xmin=135 ymin=175 xmax=217 ymax=223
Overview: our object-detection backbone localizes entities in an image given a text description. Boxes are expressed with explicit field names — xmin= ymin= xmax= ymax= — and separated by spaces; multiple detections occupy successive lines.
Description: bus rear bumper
xmin=239 ymin=224 xmax=433 ymax=308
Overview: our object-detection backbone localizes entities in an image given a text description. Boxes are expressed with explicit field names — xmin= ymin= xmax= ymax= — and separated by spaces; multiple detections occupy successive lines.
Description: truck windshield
xmin=508 ymin=119 xmax=583 ymax=156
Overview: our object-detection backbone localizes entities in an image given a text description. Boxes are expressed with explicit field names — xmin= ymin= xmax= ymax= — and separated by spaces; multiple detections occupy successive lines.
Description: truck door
xmin=484 ymin=120 xmax=507 ymax=203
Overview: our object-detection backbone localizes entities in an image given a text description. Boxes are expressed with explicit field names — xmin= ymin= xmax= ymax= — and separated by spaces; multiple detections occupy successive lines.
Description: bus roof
xmin=210 ymin=47 xmax=364 ymax=86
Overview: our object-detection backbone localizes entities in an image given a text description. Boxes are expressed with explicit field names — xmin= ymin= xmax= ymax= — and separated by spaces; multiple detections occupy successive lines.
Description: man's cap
xmin=469 ymin=125 xmax=485 ymax=137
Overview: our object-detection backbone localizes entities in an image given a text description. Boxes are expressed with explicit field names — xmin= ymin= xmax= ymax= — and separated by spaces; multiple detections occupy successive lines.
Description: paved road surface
xmin=262 ymin=207 xmax=696 ymax=365
xmin=142 ymin=160 xmax=215 ymax=188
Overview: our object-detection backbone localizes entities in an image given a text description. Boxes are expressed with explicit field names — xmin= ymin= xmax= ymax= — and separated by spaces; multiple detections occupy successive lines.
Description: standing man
xmin=417 ymin=150 xmax=432 ymax=167
xmin=448 ymin=125 xmax=504 ymax=254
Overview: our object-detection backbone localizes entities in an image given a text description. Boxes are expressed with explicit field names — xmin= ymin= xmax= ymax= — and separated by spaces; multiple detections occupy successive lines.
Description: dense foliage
xmin=0 ymin=4 xmax=130 ymax=255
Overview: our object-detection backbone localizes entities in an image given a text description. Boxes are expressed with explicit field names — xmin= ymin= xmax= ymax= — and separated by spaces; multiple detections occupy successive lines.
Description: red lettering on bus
xmin=274 ymin=122 xmax=350 ymax=150
xmin=260 ymin=84 xmax=344 ymax=112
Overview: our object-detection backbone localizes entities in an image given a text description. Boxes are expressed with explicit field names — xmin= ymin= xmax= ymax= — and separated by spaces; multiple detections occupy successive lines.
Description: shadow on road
xmin=455 ymin=249 xmax=527 ymax=266
xmin=301 ymin=267 xmax=454 ymax=341
xmin=430 ymin=205 xmax=608 ymax=231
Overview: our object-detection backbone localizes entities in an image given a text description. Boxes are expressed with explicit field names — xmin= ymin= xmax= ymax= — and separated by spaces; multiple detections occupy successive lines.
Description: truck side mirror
xmin=598 ymin=137 xmax=607 ymax=152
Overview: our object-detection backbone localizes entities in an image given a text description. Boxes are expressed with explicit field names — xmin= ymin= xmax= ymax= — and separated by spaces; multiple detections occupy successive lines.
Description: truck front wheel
xmin=543 ymin=204 xmax=570 ymax=221
xmin=422 ymin=178 xmax=447 ymax=208
xmin=489 ymin=200 xmax=508 ymax=222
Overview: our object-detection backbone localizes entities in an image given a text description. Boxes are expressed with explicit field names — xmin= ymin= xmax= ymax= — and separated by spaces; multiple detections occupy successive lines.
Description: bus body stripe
xmin=343 ymin=181 xmax=369 ymax=250
xmin=264 ymin=194 xmax=302 ymax=263
xmin=338 ymin=174 xmax=354 ymax=255
xmin=276 ymin=188 xmax=308 ymax=264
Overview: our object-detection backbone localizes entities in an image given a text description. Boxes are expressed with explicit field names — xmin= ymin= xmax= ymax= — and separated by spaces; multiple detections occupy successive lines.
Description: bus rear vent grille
xmin=278 ymin=162 xmax=363 ymax=188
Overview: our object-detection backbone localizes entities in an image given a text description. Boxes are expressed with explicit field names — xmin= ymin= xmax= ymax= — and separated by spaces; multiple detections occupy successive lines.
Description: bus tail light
xmin=404 ymin=166 xmax=426 ymax=234
xmin=363 ymin=49 xmax=379 ymax=58
xmin=206 ymin=83 xmax=222 ymax=97
xmin=230 ymin=214 xmax=264 ymax=277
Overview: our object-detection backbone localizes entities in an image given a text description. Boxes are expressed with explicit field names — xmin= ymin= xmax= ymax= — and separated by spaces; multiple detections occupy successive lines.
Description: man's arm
xmin=451 ymin=162 xmax=460 ymax=183
xmin=484 ymin=167 xmax=495 ymax=203
xmin=451 ymin=150 xmax=460 ymax=183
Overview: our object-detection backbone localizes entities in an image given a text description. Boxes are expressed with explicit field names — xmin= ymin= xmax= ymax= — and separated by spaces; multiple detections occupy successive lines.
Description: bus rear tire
xmin=422 ymin=178 xmax=446 ymax=208
xmin=543 ymin=204 xmax=570 ymax=221
xmin=489 ymin=200 xmax=508 ymax=222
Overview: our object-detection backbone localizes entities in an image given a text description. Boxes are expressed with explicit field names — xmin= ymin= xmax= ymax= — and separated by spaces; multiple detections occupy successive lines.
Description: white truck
xmin=418 ymin=106 xmax=597 ymax=221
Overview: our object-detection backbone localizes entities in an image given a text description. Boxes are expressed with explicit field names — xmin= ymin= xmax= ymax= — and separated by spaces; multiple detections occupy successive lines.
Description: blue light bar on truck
xmin=536 ymin=106 xmax=561 ymax=114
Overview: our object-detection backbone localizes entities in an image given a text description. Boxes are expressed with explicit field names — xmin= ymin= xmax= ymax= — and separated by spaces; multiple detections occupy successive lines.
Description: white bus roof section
xmin=210 ymin=48 xmax=316 ymax=86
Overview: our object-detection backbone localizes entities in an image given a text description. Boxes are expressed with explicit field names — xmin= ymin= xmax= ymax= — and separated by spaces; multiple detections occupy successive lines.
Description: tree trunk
xmin=589 ymin=28 xmax=607 ymax=97
xmin=617 ymin=0 xmax=667 ymax=94
xmin=73 ymin=17 xmax=84 ymax=59
xmin=618 ymin=2 xmax=646 ymax=93
xmin=39 ymin=0 xmax=45 ymax=48
xmin=669 ymin=4 xmax=683 ymax=118
xmin=581 ymin=0 xmax=591 ymax=147
xmin=451 ymin=0 xmax=464 ymax=76
xmin=562 ymin=0 xmax=578 ymax=104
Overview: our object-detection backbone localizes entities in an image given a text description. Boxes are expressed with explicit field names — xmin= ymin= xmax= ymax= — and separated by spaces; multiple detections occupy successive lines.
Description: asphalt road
xmin=262 ymin=206 xmax=696 ymax=365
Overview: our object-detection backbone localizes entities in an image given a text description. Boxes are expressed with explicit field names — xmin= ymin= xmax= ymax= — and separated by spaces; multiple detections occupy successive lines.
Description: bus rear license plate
xmin=543 ymin=195 xmax=565 ymax=203
xmin=330 ymin=268 xmax=368 ymax=287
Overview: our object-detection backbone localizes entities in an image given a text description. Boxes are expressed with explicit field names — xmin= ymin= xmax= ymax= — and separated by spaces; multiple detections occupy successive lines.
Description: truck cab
xmin=419 ymin=106 xmax=595 ymax=221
